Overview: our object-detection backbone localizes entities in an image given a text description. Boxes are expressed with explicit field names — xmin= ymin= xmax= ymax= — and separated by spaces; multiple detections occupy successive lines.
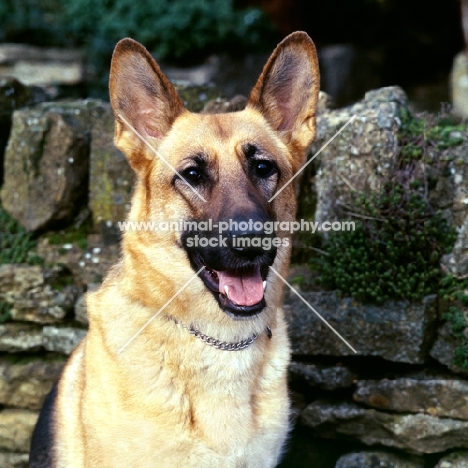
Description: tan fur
xmin=48 ymin=32 xmax=319 ymax=467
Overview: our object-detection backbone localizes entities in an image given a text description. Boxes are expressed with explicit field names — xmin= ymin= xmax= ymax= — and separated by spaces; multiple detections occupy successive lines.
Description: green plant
xmin=317 ymin=195 xmax=455 ymax=303
xmin=440 ymin=275 xmax=468 ymax=304
xmin=0 ymin=1 xmax=277 ymax=97
xmin=47 ymin=212 xmax=92 ymax=250
xmin=50 ymin=274 xmax=74 ymax=291
xmin=290 ymin=276 xmax=306 ymax=286
xmin=59 ymin=0 xmax=277 ymax=96
xmin=27 ymin=254 xmax=44 ymax=265
xmin=398 ymin=107 xmax=465 ymax=162
xmin=62 ymin=0 xmax=275 ymax=62
xmin=0 ymin=205 xmax=36 ymax=264
xmin=0 ymin=0 xmax=64 ymax=45
xmin=440 ymin=276 xmax=468 ymax=370
xmin=314 ymin=109 xmax=463 ymax=303
xmin=0 ymin=301 xmax=12 ymax=323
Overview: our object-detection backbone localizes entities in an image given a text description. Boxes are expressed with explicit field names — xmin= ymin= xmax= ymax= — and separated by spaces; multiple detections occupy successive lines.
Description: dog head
xmin=109 ymin=32 xmax=319 ymax=321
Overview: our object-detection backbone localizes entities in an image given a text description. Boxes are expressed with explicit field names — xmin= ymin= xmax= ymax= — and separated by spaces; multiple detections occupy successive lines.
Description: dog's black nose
xmin=226 ymin=218 xmax=275 ymax=257
xmin=229 ymin=233 xmax=265 ymax=256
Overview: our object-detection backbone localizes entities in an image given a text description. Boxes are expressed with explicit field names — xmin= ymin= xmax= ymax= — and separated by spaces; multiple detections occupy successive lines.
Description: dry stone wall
xmin=0 ymin=85 xmax=468 ymax=467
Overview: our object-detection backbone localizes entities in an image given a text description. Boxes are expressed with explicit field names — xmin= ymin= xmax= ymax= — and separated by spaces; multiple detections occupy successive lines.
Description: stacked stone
xmin=1 ymin=84 xmax=468 ymax=467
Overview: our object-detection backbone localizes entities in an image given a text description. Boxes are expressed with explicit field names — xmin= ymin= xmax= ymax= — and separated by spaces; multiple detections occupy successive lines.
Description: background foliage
xmin=0 ymin=0 xmax=276 ymax=96
xmin=313 ymin=110 xmax=464 ymax=303
xmin=0 ymin=204 xmax=36 ymax=265
xmin=0 ymin=0 xmax=276 ymax=84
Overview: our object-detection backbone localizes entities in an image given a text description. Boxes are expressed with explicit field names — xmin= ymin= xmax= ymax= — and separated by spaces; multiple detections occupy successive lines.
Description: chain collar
xmin=173 ymin=319 xmax=271 ymax=351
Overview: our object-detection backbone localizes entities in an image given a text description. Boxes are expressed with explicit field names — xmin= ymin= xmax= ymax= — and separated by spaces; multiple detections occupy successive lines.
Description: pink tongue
xmin=217 ymin=267 xmax=264 ymax=307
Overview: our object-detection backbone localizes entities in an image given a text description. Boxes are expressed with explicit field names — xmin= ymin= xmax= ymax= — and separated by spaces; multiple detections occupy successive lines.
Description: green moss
xmin=0 ymin=302 xmax=11 ymax=323
xmin=176 ymin=85 xmax=221 ymax=113
xmin=90 ymin=172 xmax=114 ymax=223
xmin=31 ymin=131 xmax=47 ymax=176
xmin=27 ymin=254 xmax=44 ymax=265
xmin=47 ymin=214 xmax=92 ymax=250
xmin=313 ymin=108 xmax=463 ymax=303
xmin=290 ymin=276 xmax=306 ymax=286
xmin=440 ymin=275 xmax=468 ymax=370
xmin=399 ymin=107 xmax=466 ymax=161
xmin=316 ymin=187 xmax=455 ymax=303
xmin=0 ymin=204 xmax=36 ymax=264
xmin=440 ymin=275 xmax=468 ymax=304
xmin=50 ymin=274 xmax=74 ymax=291
xmin=292 ymin=162 xmax=319 ymax=264
xmin=440 ymin=277 xmax=468 ymax=370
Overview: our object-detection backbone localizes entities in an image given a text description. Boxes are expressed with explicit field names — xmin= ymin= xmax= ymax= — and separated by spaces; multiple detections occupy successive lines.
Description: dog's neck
xmin=172 ymin=318 xmax=272 ymax=351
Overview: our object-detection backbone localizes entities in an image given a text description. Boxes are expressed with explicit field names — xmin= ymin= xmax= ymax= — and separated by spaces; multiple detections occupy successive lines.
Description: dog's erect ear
xmin=248 ymin=31 xmax=320 ymax=153
xmin=109 ymin=38 xmax=184 ymax=170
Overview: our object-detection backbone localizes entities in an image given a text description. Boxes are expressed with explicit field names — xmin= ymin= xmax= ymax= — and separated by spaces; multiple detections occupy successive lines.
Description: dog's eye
xmin=254 ymin=160 xmax=276 ymax=178
xmin=182 ymin=167 xmax=202 ymax=182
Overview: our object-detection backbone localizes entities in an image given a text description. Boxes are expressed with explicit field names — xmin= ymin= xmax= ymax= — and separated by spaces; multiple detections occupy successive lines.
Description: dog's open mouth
xmin=193 ymin=255 xmax=268 ymax=318
xmin=181 ymin=228 xmax=276 ymax=319
xmin=202 ymin=264 xmax=266 ymax=315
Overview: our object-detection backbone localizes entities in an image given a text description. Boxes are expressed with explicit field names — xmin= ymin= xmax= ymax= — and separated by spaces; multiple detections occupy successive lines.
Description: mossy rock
xmin=175 ymin=84 xmax=222 ymax=113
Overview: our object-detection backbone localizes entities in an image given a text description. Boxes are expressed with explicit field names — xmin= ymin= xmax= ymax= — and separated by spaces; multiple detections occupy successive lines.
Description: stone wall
xmin=285 ymin=87 xmax=468 ymax=467
xmin=0 ymin=44 xmax=86 ymax=88
xmin=0 ymin=85 xmax=468 ymax=467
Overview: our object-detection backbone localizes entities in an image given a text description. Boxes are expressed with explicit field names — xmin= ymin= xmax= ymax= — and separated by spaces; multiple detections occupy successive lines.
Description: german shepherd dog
xmin=29 ymin=31 xmax=319 ymax=467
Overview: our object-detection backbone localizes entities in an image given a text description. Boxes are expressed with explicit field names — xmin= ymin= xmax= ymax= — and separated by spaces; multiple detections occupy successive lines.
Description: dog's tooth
xmin=263 ymin=281 xmax=266 ymax=291
xmin=224 ymin=285 xmax=229 ymax=297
